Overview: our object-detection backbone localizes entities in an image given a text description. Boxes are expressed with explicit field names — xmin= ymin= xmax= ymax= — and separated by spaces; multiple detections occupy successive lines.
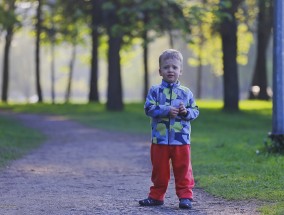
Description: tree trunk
xmin=1 ymin=27 xmax=13 ymax=103
xmin=106 ymin=35 xmax=123 ymax=111
xmin=221 ymin=27 xmax=239 ymax=111
xmin=196 ymin=62 xmax=202 ymax=99
xmin=168 ymin=30 xmax=174 ymax=48
xmin=196 ymin=38 xmax=204 ymax=99
xmin=50 ymin=40 xmax=55 ymax=104
xmin=65 ymin=43 xmax=77 ymax=103
xmin=142 ymin=30 xmax=149 ymax=100
xmin=88 ymin=0 xmax=100 ymax=103
xmin=35 ymin=0 xmax=43 ymax=103
xmin=249 ymin=0 xmax=273 ymax=100
xmin=1 ymin=0 xmax=16 ymax=103
xmin=219 ymin=0 xmax=243 ymax=111
xmin=195 ymin=3 xmax=206 ymax=99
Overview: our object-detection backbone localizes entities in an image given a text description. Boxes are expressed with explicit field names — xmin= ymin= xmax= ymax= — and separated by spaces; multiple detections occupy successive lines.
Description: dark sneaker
xmin=139 ymin=197 xmax=164 ymax=206
xmin=179 ymin=198 xmax=192 ymax=209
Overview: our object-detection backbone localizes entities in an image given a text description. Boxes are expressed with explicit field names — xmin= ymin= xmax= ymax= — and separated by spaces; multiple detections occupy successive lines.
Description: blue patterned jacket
xmin=144 ymin=80 xmax=199 ymax=145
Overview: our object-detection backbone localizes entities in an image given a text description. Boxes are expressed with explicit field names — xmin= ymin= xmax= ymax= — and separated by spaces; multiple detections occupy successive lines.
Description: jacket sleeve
xmin=182 ymin=91 xmax=199 ymax=121
xmin=144 ymin=86 xmax=171 ymax=118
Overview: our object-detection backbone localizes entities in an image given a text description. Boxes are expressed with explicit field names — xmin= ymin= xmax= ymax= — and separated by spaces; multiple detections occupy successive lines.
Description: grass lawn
xmin=1 ymin=100 xmax=283 ymax=214
xmin=0 ymin=114 xmax=44 ymax=168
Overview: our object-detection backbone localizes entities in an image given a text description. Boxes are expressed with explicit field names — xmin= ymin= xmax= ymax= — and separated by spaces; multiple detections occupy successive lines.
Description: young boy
xmin=139 ymin=49 xmax=199 ymax=209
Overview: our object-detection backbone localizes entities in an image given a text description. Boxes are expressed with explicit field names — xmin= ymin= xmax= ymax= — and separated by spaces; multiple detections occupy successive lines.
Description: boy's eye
xmin=162 ymin=65 xmax=179 ymax=70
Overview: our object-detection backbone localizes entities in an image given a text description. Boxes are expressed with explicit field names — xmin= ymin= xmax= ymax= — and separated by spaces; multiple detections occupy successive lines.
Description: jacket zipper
xmin=168 ymin=85 xmax=173 ymax=145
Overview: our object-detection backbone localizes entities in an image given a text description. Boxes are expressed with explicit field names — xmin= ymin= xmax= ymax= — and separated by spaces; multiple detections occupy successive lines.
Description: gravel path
xmin=0 ymin=112 xmax=262 ymax=215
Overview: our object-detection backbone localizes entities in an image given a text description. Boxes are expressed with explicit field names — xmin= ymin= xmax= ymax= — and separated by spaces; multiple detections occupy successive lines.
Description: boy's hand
xmin=179 ymin=102 xmax=188 ymax=116
xmin=169 ymin=107 xmax=179 ymax=118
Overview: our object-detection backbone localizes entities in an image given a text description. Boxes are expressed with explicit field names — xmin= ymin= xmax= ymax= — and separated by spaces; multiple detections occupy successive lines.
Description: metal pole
xmin=272 ymin=0 xmax=284 ymax=135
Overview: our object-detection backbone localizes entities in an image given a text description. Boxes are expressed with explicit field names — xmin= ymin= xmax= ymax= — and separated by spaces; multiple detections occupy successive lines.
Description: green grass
xmin=1 ymin=100 xmax=283 ymax=214
xmin=0 ymin=115 xmax=44 ymax=168
xmin=192 ymin=101 xmax=284 ymax=215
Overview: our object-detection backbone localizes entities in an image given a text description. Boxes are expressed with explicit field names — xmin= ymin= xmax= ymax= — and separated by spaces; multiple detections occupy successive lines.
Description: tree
xmin=136 ymin=0 xmax=191 ymax=99
xmin=67 ymin=0 xmax=103 ymax=103
xmin=104 ymin=1 xmax=124 ymax=111
xmin=56 ymin=0 xmax=87 ymax=103
xmin=35 ymin=0 xmax=43 ymax=103
xmin=101 ymin=0 xmax=193 ymax=110
xmin=187 ymin=0 xmax=255 ymax=100
xmin=81 ymin=0 xmax=195 ymax=109
xmin=48 ymin=0 xmax=56 ymax=104
xmin=219 ymin=0 xmax=244 ymax=111
xmin=187 ymin=0 xmax=208 ymax=99
xmin=88 ymin=0 xmax=103 ymax=103
xmin=248 ymin=0 xmax=273 ymax=100
xmin=141 ymin=25 xmax=149 ymax=100
xmin=41 ymin=0 xmax=61 ymax=104
xmin=0 ymin=0 xmax=18 ymax=103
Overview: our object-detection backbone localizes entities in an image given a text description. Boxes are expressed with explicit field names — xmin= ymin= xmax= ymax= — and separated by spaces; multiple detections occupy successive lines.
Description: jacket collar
xmin=161 ymin=79 xmax=180 ymax=88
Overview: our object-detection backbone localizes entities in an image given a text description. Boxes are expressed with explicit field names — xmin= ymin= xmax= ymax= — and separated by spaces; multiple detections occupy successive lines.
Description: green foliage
xmin=101 ymin=0 xmax=192 ymax=46
xmin=39 ymin=0 xmax=89 ymax=47
xmin=187 ymin=0 xmax=257 ymax=76
xmin=0 ymin=115 xmax=44 ymax=168
xmin=0 ymin=0 xmax=21 ymax=31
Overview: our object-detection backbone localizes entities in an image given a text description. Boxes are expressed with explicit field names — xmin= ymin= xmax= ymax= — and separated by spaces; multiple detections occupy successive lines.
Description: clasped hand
xmin=169 ymin=102 xmax=187 ymax=118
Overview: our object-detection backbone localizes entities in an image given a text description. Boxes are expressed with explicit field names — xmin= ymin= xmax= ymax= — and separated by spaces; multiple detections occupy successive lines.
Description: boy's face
xmin=159 ymin=58 xmax=182 ymax=83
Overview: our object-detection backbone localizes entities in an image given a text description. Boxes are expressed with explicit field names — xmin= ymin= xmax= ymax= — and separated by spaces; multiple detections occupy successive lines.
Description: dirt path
xmin=0 ymin=112 xmax=261 ymax=215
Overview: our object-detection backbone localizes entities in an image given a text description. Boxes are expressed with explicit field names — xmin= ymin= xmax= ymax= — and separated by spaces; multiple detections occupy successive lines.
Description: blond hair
xmin=159 ymin=49 xmax=183 ymax=69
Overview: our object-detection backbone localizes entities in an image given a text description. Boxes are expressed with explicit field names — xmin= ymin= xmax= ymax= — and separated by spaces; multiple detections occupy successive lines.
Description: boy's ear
xmin=159 ymin=69 xmax=162 ymax=76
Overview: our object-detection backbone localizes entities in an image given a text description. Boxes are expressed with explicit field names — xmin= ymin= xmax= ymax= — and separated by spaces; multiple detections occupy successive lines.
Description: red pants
xmin=148 ymin=144 xmax=194 ymax=201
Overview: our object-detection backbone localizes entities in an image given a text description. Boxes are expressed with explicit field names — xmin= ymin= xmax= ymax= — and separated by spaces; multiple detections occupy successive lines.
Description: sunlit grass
xmin=239 ymin=100 xmax=272 ymax=110
xmin=1 ymin=100 xmax=283 ymax=214
xmin=0 ymin=102 xmax=149 ymax=134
